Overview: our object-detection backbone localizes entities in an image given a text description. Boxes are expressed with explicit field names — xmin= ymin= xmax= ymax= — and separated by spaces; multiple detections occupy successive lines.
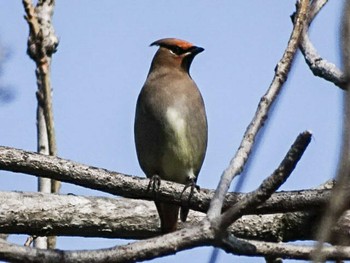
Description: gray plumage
xmin=134 ymin=38 xmax=207 ymax=233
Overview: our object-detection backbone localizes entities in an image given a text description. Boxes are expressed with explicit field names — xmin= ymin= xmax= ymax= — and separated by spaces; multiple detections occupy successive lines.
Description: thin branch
xmin=308 ymin=0 xmax=328 ymax=21
xmin=207 ymin=0 xmax=309 ymax=219
xmin=0 ymin=221 xmax=214 ymax=263
xmin=219 ymin=131 xmax=312 ymax=229
xmin=300 ymin=33 xmax=346 ymax=89
xmin=22 ymin=0 xmax=59 ymax=193
xmin=23 ymin=0 xmax=59 ymax=249
xmin=299 ymin=0 xmax=346 ymax=89
xmin=35 ymin=101 xmax=50 ymax=249
xmin=220 ymin=237 xmax=350 ymax=261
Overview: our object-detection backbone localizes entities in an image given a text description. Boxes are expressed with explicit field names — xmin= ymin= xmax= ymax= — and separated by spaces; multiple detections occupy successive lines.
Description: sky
xmin=0 ymin=1 xmax=345 ymax=262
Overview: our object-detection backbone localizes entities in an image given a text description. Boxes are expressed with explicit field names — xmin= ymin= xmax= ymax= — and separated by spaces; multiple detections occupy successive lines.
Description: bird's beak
xmin=192 ymin=46 xmax=204 ymax=56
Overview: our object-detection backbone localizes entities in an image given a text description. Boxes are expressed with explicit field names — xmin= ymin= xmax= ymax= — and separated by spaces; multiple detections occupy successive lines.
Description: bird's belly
xmin=160 ymin=107 xmax=194 ymax=183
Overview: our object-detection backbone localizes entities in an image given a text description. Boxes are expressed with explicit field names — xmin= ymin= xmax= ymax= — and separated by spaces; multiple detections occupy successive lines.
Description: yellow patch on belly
xmin=162 ymin=107 xmax=193 ymax=182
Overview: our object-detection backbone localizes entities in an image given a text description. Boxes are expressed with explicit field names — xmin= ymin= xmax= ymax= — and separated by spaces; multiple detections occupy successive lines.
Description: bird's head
xmin=149 ymin=38 xmax=204 ymax=74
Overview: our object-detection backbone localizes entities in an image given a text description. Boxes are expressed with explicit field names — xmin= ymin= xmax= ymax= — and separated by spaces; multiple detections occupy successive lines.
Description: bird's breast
xmin=161 ymin=106 xmax=193 ymax=183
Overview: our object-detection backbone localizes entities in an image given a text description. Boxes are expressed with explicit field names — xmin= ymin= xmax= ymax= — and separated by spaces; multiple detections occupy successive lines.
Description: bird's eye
xmin=169 ymin=46 xmax=184 ymax=55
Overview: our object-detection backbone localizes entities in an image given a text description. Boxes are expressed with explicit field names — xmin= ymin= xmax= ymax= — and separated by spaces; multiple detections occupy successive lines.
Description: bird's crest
xmin=150 ymin=38 xmax=194 ymax=50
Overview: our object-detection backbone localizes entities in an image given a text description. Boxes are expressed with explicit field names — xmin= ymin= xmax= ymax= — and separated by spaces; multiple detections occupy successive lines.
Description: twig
xmin=299 ymin=0 xmax=346 ymax=89
xmin=218 ymin=131 xmax=312 ymax=229
xmin=221 ymin=236 xmax=350 ymax=260
xmin=207 ymin=0 xmax=309 ymax=219
xmin=35 ymin=99 xmax=50 ymax=249
xmin=22 ymin=0 xmax=59 ymax=191
xmin=24 ymin=236 xmax=34 ymax=247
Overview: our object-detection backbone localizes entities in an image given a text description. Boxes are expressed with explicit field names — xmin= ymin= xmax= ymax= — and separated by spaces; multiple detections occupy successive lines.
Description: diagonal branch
xmin=218 ymin=131 xmax=312 ymax=230
xmin=207 ymin=0 xmax=309 ymax=219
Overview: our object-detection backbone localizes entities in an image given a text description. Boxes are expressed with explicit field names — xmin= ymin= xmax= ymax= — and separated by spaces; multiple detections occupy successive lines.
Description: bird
xmin=134 ymin=38 xmax=208 ymax=233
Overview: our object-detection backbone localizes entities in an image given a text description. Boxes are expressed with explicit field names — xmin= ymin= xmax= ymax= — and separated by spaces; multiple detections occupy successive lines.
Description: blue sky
xmin=0 ymin=1 xmax=344 ymax=262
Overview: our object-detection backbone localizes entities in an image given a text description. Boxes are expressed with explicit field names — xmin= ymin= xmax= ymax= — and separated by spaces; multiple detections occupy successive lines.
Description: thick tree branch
xmin=0 ymin=146 xmax=338 ymax=215
xmin=207 ymin=0 xmax=309 ymax=219
xmin=2 ymin=191 xmax=350 ymax=244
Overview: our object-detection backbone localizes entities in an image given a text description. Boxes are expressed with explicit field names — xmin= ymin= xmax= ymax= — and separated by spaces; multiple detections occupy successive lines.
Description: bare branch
xmin=35 ymin=98 xmax=50 ymax=249
xmin=1 ymin=225 xmax=350 ymax=262
xmin=23 ymin=0 xmax=58 ymax=158
xmin=207 ymin=0 xmax=309 ymax=219
xmin=23 ymin=0 xmax=59 ymax=248
xmin=218 ymin=131 xmax=312 ymax=229
xmin=3 ymin=191 xmax=350 ymax=244
xmin=300 ymin=33 xmax=346 ymax=89
xmin=22 ymin=0 xmax=60 ymax=194
xmin=0 ymin=146 xmax=339 ymax=215
xmin=298 ymin=0 xmax=346 ymax=89
xmin=221 ymin=237 xmax=350 ymax=261
xmin=0 ymin=221 xmax=214 ymax=263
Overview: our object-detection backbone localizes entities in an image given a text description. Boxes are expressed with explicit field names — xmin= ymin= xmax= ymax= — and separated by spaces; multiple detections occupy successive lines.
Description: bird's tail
xmin=180 ymin=206 xmax=189 ymax=222
xmin=155 ymin=202 xmax=179 ymax=233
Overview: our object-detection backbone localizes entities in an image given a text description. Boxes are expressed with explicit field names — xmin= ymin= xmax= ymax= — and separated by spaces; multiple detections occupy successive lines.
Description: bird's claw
xmin=180 ymin=179 xmax=200 ymax=205
xmin=147 ymin=175 xmax=161 ymax=198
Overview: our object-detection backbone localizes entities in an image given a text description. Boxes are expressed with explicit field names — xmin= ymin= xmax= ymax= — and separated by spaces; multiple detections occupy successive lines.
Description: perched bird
xmin=134 ymin=38 xmax=208 ymax=233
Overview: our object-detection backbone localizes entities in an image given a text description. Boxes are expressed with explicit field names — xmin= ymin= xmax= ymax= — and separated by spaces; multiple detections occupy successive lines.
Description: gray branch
xmin=207 ymin=0 xmax=309 ymax=220
xmin=298 ymin=0 xmax=346 ymax=89
xmin=1 ymin=191 xmax=350 ymax=244
xmin=218 ymin=131 xmax=312 ymax=229
xmin=0 ymin=146 xmax=337 ymax=215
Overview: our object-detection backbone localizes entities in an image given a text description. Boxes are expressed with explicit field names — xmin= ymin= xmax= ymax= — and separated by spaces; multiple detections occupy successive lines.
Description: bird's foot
xmin=180 ymin=178 xmax=200 ymax=205
xmin=180 ymin=179 xmax=200 ymax=222
xmin=147 ymin=174 xmax=161 ymax=198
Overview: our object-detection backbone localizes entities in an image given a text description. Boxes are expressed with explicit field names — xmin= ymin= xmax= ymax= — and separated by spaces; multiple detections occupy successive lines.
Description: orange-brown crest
xmin=150 ymin=38 xmax=194 ymax=50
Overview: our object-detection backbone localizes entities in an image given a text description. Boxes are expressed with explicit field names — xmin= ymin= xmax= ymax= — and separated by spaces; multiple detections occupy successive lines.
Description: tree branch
xmin=207 ymin=0 xmax=309 ymax=219
xmin=298 ymin=0 xmax=346 ymax=89
xmin=0 ymin=146 xmax=339 ymax=215
xmin=2 ymin=191 xmax=350 ymax=244
xmin=0 ymin=221 xmax=214 ymax=263
xmin=23 ymin=0 xmax=59 ymax=181
xmin=220 ymin=237 xmax=350 ymax=261
xmin=218 ymin=131 xmax=312 ymax=229
xmin=23 ymin=0 xmax=59 ymax=248
xmin=1 ymin=226 xmax=350 ymax=262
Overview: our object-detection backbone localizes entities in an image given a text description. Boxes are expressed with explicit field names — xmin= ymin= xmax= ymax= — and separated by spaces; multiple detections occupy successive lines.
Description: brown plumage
xmin=134 ymin=38 xmax=207 ymax=233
